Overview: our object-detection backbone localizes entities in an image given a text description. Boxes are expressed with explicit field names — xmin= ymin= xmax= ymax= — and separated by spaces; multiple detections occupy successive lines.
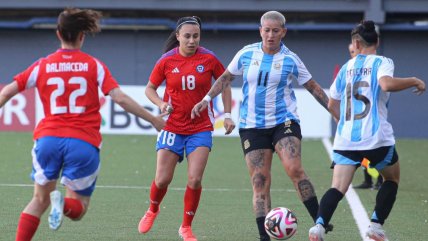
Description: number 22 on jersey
xmin=47 ymin=76 xmax=87 ymax=115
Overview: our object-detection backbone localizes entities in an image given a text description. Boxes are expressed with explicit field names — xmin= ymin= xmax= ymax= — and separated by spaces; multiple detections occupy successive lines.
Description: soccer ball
xmin=264 ymin=207 xmax=298 ymax=240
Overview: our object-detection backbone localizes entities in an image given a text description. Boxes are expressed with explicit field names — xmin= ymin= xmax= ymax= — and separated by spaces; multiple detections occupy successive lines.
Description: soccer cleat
xmin=48 ymin=190 xmax=64 ymax=230
xmin=366 ymin=222 xmax=389 ymax=241
xmin=309 ymin=224 xmax=325 ymax=241
xmin=325 ymin=223 xmax=334 ymax=234
xmin=374 ymin=181 xmax=382 ymax=190
xmin=179 ymin=225 xmax=198 ymax=241
xmin=259 ymin=234 xmax=271 ymax=241
xmin=138 ymin=209 xmax=159 ymax=234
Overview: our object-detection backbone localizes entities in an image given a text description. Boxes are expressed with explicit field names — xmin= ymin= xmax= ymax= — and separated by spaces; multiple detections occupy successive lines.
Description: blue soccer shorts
xmin=156 ymin=130 xmax=212 ymax=162
xmin=31 ymin=136 xmax=100 ymax=196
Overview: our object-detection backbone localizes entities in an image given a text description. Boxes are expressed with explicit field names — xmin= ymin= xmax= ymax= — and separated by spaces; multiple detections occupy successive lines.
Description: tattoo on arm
xmin=276 ymin=136 xmax=301 ymax=159
xmin=304 ymin=80 xmax=329 ymax=111
xmin=207 ymin=71 xmax=234 ymax=98
xmin=298 ymin=179 xmax=316 ymax=201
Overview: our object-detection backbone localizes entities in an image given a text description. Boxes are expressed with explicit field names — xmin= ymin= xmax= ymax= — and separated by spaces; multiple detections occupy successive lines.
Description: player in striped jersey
xmin=348 ymin=43 xmax=384 ymax=190
xmin=192 ymin=11 xmax=332 ymax=241
xmin=138 ymin=16 xmax=235 ymax=241
xmin=309 ymin=21 xmax=425 ymax=241
xmin=0 ymin=8 xmax=166 ymax=241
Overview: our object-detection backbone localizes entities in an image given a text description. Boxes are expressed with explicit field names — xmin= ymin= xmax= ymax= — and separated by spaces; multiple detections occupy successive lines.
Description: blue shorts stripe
xmin=373 ymin=146 xmax=394 ymax=171
xmin=332 ymin=152 xmax=360 ymax=165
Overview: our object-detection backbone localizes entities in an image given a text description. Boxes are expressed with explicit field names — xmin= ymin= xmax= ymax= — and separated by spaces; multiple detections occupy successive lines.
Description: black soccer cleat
xmin=325 ymin=223 xmax=334 ymax=234
xmin=259 ymin=234 xmax=271 ymax=241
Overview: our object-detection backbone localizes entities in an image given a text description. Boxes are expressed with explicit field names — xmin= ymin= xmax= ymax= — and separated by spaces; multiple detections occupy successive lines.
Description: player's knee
xmin=155 ymin=177 xmax=173 ymax=189
xmin=286 ymin=165 xmax=305 ymax=180
xmin=252 ymin=172 xmax=269 ymax=191
xmin=187 ymin=176 xmax=203 ymax=189
xmin=32 ymin=193 xmax=51 ymax=208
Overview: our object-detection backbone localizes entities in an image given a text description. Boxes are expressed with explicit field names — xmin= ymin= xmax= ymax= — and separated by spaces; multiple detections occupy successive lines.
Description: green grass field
xmin=1 ymin=132 xmax=427 ymax=241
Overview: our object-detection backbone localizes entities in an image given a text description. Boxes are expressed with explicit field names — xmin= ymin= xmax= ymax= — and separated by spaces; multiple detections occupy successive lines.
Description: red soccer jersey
xmin=14 ymin=49 xmax=119 ymax=148
xmin=149 ymin=47 xmax=225 ymax=134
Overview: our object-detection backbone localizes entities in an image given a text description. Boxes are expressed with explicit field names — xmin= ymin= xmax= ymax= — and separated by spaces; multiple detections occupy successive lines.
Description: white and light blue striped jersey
xmin=227 ymin=42 xmax=312 ymax=129
xmin=330 ymin=54 xmax=395 ymax=150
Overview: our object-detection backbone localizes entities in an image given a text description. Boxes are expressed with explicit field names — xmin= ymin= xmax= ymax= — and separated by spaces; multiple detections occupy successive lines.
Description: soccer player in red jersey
xmin=138 ymin=16 xmax=235 ymax=241
xmin=0 ymin=8 xmax=165 ymax=241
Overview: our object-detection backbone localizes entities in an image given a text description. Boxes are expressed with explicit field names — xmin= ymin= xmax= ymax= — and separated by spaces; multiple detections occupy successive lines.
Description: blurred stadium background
xmin=0 ymin=0 xmax=427 ymax=137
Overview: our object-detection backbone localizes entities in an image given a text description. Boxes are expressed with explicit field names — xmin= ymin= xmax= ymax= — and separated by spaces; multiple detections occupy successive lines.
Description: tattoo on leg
xmin=277 ymin=137 xmax=301 ymax=159
xmin=253 ymin=173 xmax=267 ymax=189
xmin=298 ymin=179 xmax=316 ymax=201
xmin=247 ymin=150 xmax=266 ymax=168
xmin=255 ymin=194 xmax=267 ymax=217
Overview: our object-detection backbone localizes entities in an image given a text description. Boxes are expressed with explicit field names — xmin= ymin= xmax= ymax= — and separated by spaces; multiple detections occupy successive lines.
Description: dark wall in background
xmin=1 ymin=29 xmax=427 ymax=138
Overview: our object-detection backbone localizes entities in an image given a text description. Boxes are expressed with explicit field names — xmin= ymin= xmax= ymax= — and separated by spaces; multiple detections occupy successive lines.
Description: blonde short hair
xmin=260 ymin=11 xmax=286 ymax=28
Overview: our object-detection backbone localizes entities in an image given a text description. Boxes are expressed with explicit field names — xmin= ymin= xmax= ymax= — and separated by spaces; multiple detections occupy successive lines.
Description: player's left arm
xmin=0 ymin=81 xmax=19 ymax=108
xmin=328 ymin=98 xmax=340 ymax=123
xmin=379 ymin=76 xmax=425 ymax=95
xmin=303 ymin=79 xmax=329 ymax=111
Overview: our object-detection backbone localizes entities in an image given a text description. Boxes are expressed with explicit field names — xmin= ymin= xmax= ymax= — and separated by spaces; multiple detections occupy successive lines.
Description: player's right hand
xmin=160 ymin=102 xmax=173 ymax=114
xmin=191 ymin=100 xmax=208 ymax=119
xmin=152 ymin=114 xmax=166 ymax=131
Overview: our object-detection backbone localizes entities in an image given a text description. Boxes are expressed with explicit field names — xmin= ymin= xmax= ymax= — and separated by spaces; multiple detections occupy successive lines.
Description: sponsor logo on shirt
xmin=172 ymin=67 xmax=180 ymax=73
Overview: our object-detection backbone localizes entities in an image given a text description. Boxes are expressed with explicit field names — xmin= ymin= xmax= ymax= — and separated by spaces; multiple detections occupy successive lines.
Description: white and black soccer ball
xmin=264 ymin=207 xmax=298 ymax=240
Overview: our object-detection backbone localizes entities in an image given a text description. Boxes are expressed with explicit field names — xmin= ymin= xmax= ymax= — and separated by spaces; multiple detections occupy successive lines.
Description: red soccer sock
xmin=182 ymin=185 xmax=202 ymax=227
xmin=16 ymin=212 xmax=40 ymax=241
xmin=64 ymin=198 xmax=84 ymax=220
xmin=149 ymin=180 xmax=168 ymax=213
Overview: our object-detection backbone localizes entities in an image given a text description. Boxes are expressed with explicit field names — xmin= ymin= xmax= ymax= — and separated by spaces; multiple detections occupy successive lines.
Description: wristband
xmin=203 ymin=95 xmax=212 ymax=102
xmin=224 ymin=113 xmax=232 ymax=119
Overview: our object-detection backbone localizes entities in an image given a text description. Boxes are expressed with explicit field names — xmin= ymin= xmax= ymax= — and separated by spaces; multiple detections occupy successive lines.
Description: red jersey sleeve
xmin=14 ymin=59 xmax=42 ymax=91
xmin=149 ymin=59 xmax=166 ymax=87
xmin=94 ymin=59 xmax=119 ymax=95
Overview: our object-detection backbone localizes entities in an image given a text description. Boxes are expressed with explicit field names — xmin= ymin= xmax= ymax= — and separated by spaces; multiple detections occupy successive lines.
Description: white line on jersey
xmin=322 ymin=138 xmax=372 ymax=241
